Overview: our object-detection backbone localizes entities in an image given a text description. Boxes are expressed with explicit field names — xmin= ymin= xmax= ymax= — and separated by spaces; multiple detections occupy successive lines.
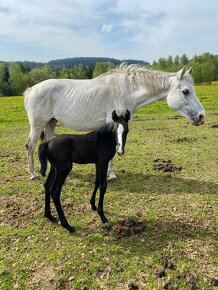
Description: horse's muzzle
xmin=192 ymin=113 xmax=206 ymax=126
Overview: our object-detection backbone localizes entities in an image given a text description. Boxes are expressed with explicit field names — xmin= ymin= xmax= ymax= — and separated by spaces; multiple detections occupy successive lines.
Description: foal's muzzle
xmin=117 ymin=149 xmax=124 ymax=155
xmin=116 ymin=144 xmax=124 ymax=155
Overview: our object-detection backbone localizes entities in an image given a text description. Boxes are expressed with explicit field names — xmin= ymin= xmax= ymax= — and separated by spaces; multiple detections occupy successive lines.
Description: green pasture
xmin=0 ymin=83 xmax=217 ymax=289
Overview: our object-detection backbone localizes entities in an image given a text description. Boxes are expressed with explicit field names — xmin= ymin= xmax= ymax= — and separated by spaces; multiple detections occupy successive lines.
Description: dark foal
xmin=38 ymin=110 xmax=130 ymax=233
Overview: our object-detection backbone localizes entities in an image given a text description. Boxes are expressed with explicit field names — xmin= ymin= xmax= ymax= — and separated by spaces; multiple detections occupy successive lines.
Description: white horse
xmin=24 ymin=64 xmax=205 ymax=179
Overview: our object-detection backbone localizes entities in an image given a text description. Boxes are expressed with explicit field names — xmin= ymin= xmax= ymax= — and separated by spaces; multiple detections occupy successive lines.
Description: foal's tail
xmin=38 ymin=142 xmax=48 ymax=176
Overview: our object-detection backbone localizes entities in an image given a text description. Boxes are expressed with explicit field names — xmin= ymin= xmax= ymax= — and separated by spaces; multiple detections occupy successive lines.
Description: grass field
xmin=0 ymin=83 xmax=218 ymax=289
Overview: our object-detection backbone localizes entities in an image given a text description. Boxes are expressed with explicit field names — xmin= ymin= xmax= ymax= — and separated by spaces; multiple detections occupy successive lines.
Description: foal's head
xmin=112 ymin=110 xmax=130 ymax=155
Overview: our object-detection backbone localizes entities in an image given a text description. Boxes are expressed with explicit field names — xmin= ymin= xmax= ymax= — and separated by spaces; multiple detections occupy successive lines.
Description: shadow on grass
xmin=82 ymin=171 xmax=218 ymax=195
xmin=83 ymin=217 xmax=217 ymax=256
xmin=122 ymin=221 xmax=216 ymax=258
xmin=78 ymin=172 xmax=217 ymax=253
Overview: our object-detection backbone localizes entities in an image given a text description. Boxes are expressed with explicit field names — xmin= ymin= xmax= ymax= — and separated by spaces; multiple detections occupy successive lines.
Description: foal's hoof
xmin=66 ymin=225 xmax=76 ymax=233
xmin=101 ymin=216 xmax=108 ymax=224
xmin=91 ymin=204 xmax=97 ymax=211
xmin=45 ymin=214 xmax=58 ymax=223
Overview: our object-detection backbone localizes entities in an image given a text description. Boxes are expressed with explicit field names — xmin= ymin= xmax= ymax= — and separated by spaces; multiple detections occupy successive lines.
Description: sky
xmin=0 ymin=0 xmax=217 ymax=63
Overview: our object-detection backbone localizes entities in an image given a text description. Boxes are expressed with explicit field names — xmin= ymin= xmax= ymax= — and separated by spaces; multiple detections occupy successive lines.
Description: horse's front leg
xmin=97 ymin=163 xmax=108 ymax=223
xmin=107 ymin=159 xmax=117 ymax=180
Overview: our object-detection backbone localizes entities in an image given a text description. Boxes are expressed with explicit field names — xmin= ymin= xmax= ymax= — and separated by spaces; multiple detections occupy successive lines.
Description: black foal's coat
xmin=38 ymin=110 xmax=130 ymax=233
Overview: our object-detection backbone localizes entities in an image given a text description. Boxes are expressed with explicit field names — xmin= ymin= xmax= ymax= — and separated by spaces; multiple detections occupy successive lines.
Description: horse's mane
xmin=99 ymin=63 xmax=194 ymax=96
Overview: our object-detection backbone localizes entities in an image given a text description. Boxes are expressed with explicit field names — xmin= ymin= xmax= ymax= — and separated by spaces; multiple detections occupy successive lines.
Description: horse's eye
xmin=183 ymin=89 xmax=189 ymax=96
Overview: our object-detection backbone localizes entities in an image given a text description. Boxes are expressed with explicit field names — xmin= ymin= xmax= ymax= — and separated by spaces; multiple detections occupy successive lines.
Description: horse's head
xmin=167 ymin=66 xmax=205 ymax=126
xmin=112 ymin=110 xmax=130 ymax=155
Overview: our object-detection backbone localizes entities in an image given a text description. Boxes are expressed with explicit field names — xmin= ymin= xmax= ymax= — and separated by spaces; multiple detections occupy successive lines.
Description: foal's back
xmin=47 ymin=129 xmax=116 ymax=166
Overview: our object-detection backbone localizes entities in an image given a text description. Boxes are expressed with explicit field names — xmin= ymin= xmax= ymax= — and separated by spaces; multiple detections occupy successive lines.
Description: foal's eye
xmin=182 ymin=89 xmax=189 ymax=96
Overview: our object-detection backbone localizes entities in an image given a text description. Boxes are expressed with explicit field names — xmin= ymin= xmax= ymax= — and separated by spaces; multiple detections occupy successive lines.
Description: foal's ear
xmin=125 ymin=110 xmax=131 ymax=121
xmin=112 ymin=110 xmax=119 ymax=121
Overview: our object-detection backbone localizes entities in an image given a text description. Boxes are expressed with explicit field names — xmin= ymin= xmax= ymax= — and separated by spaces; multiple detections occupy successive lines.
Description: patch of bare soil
xmin=167 ymin=116 xmax=182 ymax=120
xmin=156 ymin=254 xmax=218 ymax=290
xmin=175 ymin=137 xmax=195 ymax=143
xmin=153 ymin=159 xmax=182 ymax=172
xmin=163 ymin=272 xmax=198 ymax=290
xmin=0 ymin=150 xmax=11 ymax=157
xmin=0 ymin=195 xmax=40 ymax=229
xmin=113 ymin=218 xmax=145 ymax=240
xmin=26 ymin=262 xmax=66 ymax=290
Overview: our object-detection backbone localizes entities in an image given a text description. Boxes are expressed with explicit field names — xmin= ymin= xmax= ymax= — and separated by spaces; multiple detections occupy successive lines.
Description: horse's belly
xmin=57 ymin=114 xmax=106 ymax=132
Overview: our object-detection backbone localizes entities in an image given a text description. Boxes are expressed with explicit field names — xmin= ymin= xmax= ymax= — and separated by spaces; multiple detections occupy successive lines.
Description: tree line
xmin=0 ymin=52 xmax=217 ymax=96
xmin=151 ymin=52 xmax=218 ymax=84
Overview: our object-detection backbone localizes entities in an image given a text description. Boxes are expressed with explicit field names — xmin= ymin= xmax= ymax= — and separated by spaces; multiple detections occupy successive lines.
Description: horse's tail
xmin=23 ymin=87 xmax=32 ymax=111
xmin=40 ymin=131 xmax=45 ymax=142
xmin=38 ymin=142 xmax=48 ymax=176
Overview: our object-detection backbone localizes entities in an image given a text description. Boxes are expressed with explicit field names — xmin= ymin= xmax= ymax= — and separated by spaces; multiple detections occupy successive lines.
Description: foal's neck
xmin=99 ymin=123 xmax=116 ymax=146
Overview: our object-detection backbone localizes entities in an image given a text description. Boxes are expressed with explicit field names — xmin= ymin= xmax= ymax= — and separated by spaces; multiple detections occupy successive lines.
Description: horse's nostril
xmin=198 ymin=114 xmax=205 ymax=125
xmin=199 ymin=114 xmax=204 ymax=121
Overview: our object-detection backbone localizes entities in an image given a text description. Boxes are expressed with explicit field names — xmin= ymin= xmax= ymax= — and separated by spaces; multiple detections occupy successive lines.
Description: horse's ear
xmin=186 ymin=66 xmax=193 ymax=75
xmin=112 ymin=110 xmax=119 ymax=121
xmin=125 ymin=110 xmax=131 ymax=121
xmin=177 ymin=65 xmax=187 ymax=80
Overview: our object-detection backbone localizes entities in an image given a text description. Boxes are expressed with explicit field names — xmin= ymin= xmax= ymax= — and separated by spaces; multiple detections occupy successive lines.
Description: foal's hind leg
xmin=51 ymin=166 xmax=76 ymax=233
xmin=44 ymin=166 xmax=57 ymax=223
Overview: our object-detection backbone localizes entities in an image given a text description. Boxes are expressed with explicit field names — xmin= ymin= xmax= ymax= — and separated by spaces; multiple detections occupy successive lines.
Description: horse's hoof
xmin=30 ymin=173 xmax=39 ymax=180
xmin=107 ymin=173 xmax=117 ymax=180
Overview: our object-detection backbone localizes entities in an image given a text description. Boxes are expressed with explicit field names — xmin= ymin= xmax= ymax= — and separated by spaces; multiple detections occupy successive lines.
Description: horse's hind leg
xmin=44 ymin=118 xmax=57 ymax=140
xmin=26 ymin=126 xmax=44 ymax=179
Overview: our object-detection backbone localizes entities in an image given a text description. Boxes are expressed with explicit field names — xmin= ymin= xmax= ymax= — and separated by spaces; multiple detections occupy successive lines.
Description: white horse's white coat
xmin=24 ymin=64 xmax=205 ymax=179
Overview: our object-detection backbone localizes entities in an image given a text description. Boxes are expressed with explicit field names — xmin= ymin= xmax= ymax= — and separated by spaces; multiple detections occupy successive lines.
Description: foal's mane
xmin=100 ymin=63 xmax=194 ymax=96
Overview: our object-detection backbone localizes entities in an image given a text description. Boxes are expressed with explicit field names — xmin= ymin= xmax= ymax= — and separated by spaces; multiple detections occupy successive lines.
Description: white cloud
xmin=101 ymin=24 xmax=113 ymax=34
xmin=0 ymin=0 xmax=217 ymax=62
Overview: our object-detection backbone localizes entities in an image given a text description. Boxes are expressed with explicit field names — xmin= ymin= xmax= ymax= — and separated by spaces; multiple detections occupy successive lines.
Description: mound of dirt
xmin=114 ymin=218 xmax=145 ymax=239
xmin=153 ymin=159 xmax=182 ymax=172
xmin=211 ymin=124 xmax=218 ymax=128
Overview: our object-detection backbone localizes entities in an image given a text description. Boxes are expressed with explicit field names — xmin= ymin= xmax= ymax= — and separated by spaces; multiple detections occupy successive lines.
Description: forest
xmin=0 ymin=53 xmax=217 ymax=96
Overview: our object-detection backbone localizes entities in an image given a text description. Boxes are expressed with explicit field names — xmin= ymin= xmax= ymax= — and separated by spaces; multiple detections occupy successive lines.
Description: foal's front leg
xmin=97 ymin=163 xmax=108 ymax=223
xmin=90 ymin=166 xmax=99 ymax=211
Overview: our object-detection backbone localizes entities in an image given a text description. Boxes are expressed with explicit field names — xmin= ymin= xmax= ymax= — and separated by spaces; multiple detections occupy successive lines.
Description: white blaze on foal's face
xmin=116 ymin=123 xmax=124 ymax=155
